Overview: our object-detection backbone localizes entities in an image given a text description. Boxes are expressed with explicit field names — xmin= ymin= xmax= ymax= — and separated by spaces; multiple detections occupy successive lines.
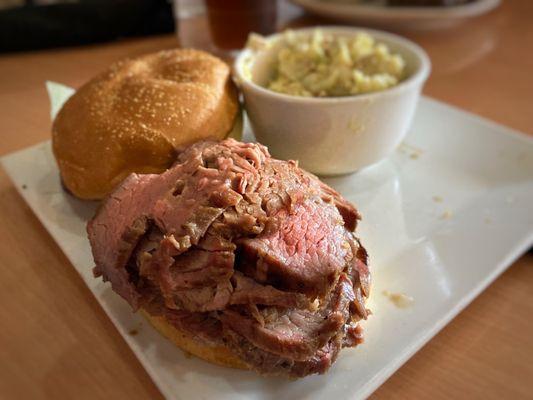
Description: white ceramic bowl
xmin=234 ymin=26 xmax=431 ymax=175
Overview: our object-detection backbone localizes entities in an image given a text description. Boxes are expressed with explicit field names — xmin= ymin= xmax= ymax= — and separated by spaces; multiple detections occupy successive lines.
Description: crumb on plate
xmin=398 ymin=143 xmax=423 ymax=160
xmin=440 ymin=210 xmax=453 ymax=220
xmin=382 ymin=290 xmax=414 ymax=308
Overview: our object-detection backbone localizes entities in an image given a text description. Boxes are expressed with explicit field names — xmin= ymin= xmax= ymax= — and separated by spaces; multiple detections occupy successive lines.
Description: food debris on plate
xmin=382 ymin=290 xmax=414 ymax=308
xmin=440 ymin=210 xmax=454 ymax=220
xmin=398 ymin=142 xmax=424 ymax=160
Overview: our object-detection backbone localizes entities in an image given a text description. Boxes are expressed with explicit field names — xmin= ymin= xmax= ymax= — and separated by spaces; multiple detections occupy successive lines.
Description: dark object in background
xmin=387 ymin=0 xmax=472 ymax=5
xmin=205 ymin=0 xmax=277 ymax=51
xmin=0 ymin=0 xmax=174 ymax=53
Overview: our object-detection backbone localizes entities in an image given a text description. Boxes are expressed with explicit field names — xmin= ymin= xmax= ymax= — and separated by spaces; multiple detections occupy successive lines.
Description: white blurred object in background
xmin=173 ymin=0 xmax=211 ymax=52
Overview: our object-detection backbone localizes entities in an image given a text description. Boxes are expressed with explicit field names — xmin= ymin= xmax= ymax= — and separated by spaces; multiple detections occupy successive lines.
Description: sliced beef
xmin=343 ymin=323 xmax=364 ymax=347
xmin=347 ymin=237 xmax=371 ymax=320
xmin=290 ymin=334 xmax=343 ymax=378
xmin=90 ymin=175 xmax=157 ymax=309
xmin=221 ymin=308 xmax=342 ymax=361
xmin=348 ymin=236 xmax=370 ymax=295
xmin=220 ymin=274 xmax=355 ymax=361
xmin=229 ymin=272 xmax=309 ymax=309
xmin=317 ymin=179 xmax=361 ymax=231
xmin=88 ymin=139 xmax=370 ymax=378
xmin=144 ymin=297 xmax=223 ymax=346
xmin=223 ymin=328 xmax=342 ymax=377
xmin=169 ymin=249 xmax=234 ymax=288
xmin=239 ymin=199 xmax=351 ymax=297
xmin=135 ymin=231 xmax=235 ymax=312
xmin=197 ymin=221 xmax=237 ymax=252
xmin=173 ymin=280 xmax=233 ymax=312
xmin=88 ymin=140 xmax=255 ymax=308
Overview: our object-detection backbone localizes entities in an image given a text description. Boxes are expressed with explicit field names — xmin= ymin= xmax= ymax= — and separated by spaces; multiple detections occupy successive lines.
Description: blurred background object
xmin=386 ymin=0 xmax=473 ymax=5
xmin=0 ymin=0 xmax=174 ymax=53
xmin=289 ymin=0 xmax=500 ymax=30
xmin=205 ymin=0 xmax=277 ymax=50
xmin=0 ymin=0 xmax=501 ymax=54
xmin=174 ymin=0 xmax=279 ymax=57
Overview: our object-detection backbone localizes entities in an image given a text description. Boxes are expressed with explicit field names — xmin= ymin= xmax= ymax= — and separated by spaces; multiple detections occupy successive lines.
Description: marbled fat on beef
xmin=88 ymin=139 xmax=370 ymax=377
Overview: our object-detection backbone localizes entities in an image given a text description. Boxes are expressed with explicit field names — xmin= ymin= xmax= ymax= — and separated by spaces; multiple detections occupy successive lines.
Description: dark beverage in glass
xmin=205 ymin=0 xmax=278 ymax=51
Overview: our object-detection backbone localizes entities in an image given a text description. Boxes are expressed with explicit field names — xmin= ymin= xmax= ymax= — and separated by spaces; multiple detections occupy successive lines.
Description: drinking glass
xmin=173 ymin=0 xmax=278 ymax=58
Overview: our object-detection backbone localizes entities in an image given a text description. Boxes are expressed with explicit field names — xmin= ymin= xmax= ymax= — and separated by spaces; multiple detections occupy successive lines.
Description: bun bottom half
xmin=140 ymin=309 xmax=248 ymax=370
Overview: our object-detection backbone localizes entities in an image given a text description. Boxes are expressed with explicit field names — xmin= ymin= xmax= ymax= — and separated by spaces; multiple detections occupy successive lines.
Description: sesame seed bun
xmin=140 ymin=309 xmax=249 ymax=370
xmin=52 ymin=49 xmax=242 ymax=200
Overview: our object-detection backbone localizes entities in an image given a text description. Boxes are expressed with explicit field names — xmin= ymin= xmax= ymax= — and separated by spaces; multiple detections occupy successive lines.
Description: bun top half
xmin=52 ymin=49 xmax=241 ymax=200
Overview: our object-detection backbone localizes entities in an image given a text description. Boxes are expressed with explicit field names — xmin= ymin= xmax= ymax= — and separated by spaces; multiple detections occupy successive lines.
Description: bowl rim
xmin=234 ymin=26 xmax=431 ymax=104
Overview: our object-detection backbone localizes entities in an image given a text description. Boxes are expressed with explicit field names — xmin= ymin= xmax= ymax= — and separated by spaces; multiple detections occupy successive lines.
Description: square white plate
xmin=2 ymin=97 xmax=533 ymax=400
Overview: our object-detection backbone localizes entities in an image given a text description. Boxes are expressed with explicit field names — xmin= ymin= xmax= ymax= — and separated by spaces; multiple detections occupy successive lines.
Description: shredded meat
xmin=88 ymin=139 xmax=370 ymax=377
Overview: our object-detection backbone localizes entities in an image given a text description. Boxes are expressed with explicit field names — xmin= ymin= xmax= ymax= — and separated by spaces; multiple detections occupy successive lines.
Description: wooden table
xmin=1 ymin=0 xmax=532 ymax=398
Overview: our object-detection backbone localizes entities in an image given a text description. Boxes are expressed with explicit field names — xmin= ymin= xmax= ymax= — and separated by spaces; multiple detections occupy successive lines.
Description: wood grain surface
xmin=0 ymin=0 xmax=532 ymax=398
